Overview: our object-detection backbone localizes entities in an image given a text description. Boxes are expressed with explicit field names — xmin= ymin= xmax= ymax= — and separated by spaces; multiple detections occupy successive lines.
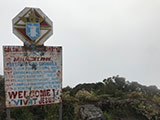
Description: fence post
xmin=59 ymin=102 xmax=62 ymax=120
xmin=6 ymin=108 xmax=11 ymax=120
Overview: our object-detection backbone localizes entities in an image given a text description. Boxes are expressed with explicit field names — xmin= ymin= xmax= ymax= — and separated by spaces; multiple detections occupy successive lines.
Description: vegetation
xmin=1 ymin=75 xmax=160 ymax=120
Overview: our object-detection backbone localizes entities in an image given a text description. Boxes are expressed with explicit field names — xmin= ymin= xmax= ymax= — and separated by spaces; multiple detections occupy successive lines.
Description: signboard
xmin=3 ymin=46 xmax=62 ymax=108
xmin=12 ymin=7 xmax=53 ymax=45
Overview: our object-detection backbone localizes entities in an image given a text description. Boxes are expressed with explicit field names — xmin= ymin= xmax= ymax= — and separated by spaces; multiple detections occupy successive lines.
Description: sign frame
xmin=3 ymin=46 xmax=62 ymax=108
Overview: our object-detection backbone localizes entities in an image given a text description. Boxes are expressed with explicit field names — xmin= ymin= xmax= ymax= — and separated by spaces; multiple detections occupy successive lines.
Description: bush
xmin=75 ymin=90 xmax=98 ymax=102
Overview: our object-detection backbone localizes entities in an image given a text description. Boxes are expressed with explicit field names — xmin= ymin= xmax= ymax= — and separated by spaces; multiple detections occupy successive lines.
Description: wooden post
xmin=6 ymin=109 xmax=11 ymax=120
xmin=59 ymin=102 xmax=62 ymax=120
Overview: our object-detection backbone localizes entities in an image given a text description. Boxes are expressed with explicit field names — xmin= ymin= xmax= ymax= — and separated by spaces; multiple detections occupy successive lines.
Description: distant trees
xmin=68 ymin=75 xmax=160 ymax=100
xmin=70 ymin=82 xmax=104 ymax=96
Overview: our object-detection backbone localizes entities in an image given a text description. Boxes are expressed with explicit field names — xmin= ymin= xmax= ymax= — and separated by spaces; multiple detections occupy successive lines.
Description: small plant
xmin=104 ymin=112 xmax=111 ymax=120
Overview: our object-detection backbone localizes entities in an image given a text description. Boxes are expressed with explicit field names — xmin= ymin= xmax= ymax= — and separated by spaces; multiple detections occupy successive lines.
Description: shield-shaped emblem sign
xmin=12 ymin=7 xmax=53 ymax=45
xmin=26 ymin=23 xmax=40 ymax=40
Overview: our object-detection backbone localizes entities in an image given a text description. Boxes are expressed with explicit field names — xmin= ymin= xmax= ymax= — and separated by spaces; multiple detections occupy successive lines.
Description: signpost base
xmin=6 ymin=109 xmax=11 ymax=120
xmin=59 ymin=102 xmax=62 ymax=120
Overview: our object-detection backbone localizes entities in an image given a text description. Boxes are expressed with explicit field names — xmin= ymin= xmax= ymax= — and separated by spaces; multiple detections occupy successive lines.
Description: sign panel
xmin=12 ymin=7 xmax=53 ymax=45
xmin=3 ymin=46 xmax=62 ymax=108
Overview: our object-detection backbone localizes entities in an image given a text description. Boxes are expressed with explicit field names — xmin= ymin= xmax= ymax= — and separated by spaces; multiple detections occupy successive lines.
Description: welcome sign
xmin=4 ymin=46 xmax=62 ymax=108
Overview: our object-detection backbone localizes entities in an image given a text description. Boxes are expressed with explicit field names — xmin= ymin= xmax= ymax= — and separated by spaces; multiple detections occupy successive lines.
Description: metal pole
xmin=59 ymin=102 xmax=62 ymax=120
xmin=6 ymin=109 xmax=11 ymax=120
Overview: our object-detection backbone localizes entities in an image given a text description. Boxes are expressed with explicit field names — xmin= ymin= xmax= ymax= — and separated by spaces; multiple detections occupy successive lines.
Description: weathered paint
xmin=3 ymin=46 xmax=62 ymax=108
xmin=12 ymin=7 xmax=53 ymax=45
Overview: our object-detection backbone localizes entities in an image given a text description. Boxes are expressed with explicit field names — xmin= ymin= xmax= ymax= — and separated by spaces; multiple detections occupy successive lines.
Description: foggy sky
xmin=0 ymin=0 xmax=160 ymax=88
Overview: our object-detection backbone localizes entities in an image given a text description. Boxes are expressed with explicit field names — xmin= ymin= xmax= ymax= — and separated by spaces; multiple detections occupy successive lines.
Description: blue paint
xmin=51 ymin=66 xmax=60 ymax=69
xmin=26 ymin=23 xmax=40 ymax=40
xmin=51 ymin=78 xmax=58 ymax=81
xmin=13 ymin=99 xmax=20 ymax=105
xmin=14 ymin=88 xmax=17 ymax=91
xmin=55 ymin=81 xmax=60 ymax=84
xmin=13 ymin=71 xmax=25 ymax=75
xmin=33 ymin=86 xmax=44 ymax=89
xmin=39 ymin=62 xmax=57 ymax=66
xmin=8 ymin=60 xmax=61 ymax=93
xmin=44 ymin=70 xmax=56 ymax=73
xmin=15 ymin=83 xmax=27 ymax=86
xmin=16 ymin=87 xmax=31 ymax=91
xmin=7 ymin=62 xmax=29 ymax=67
xmin=28 ymin=99 xmax=33 ymax=105
xmin=47 ymin=74 xmax=57 ymax=77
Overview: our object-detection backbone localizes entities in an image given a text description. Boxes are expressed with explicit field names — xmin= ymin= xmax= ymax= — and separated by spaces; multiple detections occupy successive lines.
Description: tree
xmin=75 ymin=90 xmax=97 ymax=102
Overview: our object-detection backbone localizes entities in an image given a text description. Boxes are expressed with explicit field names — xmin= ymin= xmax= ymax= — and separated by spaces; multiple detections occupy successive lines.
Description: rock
xmin=79 ymin=104 xmax=106 ymax=120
